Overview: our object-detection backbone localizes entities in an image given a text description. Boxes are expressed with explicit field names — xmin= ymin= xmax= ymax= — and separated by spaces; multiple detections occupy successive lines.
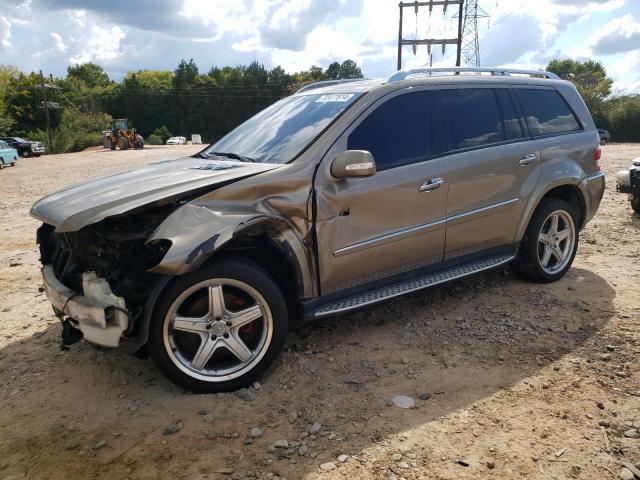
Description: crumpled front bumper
xmin=42 ymin=265 xmax=129 ymax=347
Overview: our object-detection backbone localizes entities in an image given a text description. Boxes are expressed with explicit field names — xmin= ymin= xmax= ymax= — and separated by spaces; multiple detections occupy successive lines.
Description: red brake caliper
xmin=233 ymin=297 xmax=257 ymax=340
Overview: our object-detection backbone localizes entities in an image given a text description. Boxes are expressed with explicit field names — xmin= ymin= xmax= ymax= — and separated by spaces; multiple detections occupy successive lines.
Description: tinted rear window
xmin=516 ymin=88 xmax=581 ymax=136
xmin=347 ymin=90 xmax=432 ymax=171
xmin=440 ymin=88 xmax=522 ymax=150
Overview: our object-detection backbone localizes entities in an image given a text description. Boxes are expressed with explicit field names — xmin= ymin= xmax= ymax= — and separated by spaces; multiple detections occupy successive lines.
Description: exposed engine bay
xmin=37 ymin=204 xmax=175 ymax=337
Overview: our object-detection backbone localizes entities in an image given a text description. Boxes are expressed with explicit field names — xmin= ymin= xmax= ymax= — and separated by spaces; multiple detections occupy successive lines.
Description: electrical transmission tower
xmin=460 ymin=0 xmax=490 ymax=67
xmin=396 ymin=1 xmax=464 ymax=70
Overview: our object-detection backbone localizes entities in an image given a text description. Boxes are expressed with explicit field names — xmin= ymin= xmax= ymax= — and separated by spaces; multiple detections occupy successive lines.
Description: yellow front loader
xmin=108 ymin=118 xmax=144 ymax=150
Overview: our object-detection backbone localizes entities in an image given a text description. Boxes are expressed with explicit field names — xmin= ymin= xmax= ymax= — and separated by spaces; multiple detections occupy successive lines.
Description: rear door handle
xmin=418 ymin=177 xmax=444 ymax=192
xmin=519 ymin=153 xmax=537 ymax=166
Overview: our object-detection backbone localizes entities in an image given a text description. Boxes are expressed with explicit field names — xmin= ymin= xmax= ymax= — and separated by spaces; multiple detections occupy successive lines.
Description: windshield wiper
xmin=209 ymin=151 xmax=255 ymax=163
xmin=193 ymin=152 xmax=210 ymax=159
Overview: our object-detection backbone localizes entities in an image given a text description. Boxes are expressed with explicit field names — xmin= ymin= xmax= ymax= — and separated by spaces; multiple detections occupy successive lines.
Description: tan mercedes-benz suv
xmin=32 ymin=67 xmax=605 ymax=392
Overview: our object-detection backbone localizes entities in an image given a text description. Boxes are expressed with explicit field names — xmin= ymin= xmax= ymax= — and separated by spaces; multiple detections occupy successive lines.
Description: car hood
xmin=31 ymin=157 xmax=283 ymax=232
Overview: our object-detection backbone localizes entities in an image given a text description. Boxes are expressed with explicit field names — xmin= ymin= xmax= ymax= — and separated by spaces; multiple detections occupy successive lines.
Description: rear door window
xmin=515 ymin=88 xmax=581 ymax=136
xmin=347 ymin=90 xmax=432 ymax=171
xmin=440 ymin=88 xmax=522 ymax=151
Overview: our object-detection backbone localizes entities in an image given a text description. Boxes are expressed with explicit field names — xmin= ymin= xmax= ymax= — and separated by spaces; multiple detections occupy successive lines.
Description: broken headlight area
xmin=37 ymin=205 xmax=175 ymax=335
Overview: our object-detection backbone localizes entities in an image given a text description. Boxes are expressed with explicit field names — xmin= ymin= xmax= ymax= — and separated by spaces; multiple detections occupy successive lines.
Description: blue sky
xmin=0 ymin=0 xmax=638 ymax=92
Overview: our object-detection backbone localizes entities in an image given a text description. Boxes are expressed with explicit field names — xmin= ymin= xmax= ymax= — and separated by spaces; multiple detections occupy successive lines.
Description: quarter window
xmin=347 ymin=91 xmax=432 ymax=171
xmin=516 ymin=88 xmax=581 ymax=136
xmin=440 ymin=88 xmax=521 ymax=150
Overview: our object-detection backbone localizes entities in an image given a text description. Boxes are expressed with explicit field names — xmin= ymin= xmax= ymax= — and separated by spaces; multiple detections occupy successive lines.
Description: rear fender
xmin=516 ymin=175 xmax=589 ymax=242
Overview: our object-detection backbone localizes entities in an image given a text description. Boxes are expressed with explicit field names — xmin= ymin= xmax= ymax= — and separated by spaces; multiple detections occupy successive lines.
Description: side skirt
xmin=303 ymin=248 xmax=517 ymax=320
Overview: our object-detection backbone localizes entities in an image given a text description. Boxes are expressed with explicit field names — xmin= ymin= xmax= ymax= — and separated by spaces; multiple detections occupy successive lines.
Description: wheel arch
xmin=148 ymin=206 xmax=317 ymax=299
xmin=133 ymin=218 xmax=314 ymax=352
xmin=516 ymin=181 xmax=587 ymax=242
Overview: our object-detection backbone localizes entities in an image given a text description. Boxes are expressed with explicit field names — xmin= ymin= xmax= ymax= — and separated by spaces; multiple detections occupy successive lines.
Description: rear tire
xmin=148 ymin=257 xmax=288 ymax=393
xmin=513 ymin=198 xmax=579 ymax=283
xmin=631 ymin=194 xmax=640 ymax=214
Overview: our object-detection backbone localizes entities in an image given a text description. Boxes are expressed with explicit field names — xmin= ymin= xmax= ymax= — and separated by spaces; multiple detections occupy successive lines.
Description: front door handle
xmin=418 ymin=177 xmax=444 ymax=192
xmin=519 ymin=153 xmax=537 ymax=166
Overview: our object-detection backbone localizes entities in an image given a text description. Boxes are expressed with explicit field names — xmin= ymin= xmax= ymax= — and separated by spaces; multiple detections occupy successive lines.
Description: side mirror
xmin=330 ymin=150 xmax=376 ymax=179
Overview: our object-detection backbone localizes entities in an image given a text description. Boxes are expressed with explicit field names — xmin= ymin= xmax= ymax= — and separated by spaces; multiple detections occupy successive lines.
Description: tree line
xmin=0 ymin=59 xmax=363 ymax=153
xmin=0 ymin=57 xmax=638 ymax=154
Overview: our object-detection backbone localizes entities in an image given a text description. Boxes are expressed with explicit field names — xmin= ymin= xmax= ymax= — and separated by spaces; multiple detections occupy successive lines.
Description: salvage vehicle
xmin=0 ymin=140 xmax=18 ymax=168
xmin=0 ymin=136 xmax=45 ymax=157
xmin=32 ymin=67 xmax=605 ymax=392
xmin=616 ymin=157 xmax=640 ymax=213
xmin=597 ymin=128 xmax=611 ymax=145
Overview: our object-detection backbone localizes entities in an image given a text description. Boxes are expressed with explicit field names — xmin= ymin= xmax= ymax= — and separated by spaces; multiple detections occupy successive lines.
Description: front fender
xmin=147 ymin=203 xmax=317 ymax=298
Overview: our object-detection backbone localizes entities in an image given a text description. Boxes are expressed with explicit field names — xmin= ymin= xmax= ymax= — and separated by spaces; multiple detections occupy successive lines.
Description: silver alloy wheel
xmin=537 ymin=209 xmax=575 ymax=275
xmin=162 ymin=278 xmax=273 ymax=382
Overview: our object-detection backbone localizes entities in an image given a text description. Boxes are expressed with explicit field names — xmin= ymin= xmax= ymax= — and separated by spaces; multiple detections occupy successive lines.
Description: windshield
xmin=203 ymin=92 xmax=362 ymax=164
xmin=14 ymin=137 xmax=27 ymax=142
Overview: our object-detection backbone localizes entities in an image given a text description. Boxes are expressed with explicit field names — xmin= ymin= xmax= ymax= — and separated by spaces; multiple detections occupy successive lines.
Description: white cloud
xmin=50 ymin=32 xmax=65 ymax=52
xmin=589 ymin=13 xmax=640 ymax=55
xmin=0 ymin=16 xmax=12 ymax=51
xmin=0 ymin=0 xmax=637 ymax=93
xmin=69 ymin=25 xmax=124 ymax=64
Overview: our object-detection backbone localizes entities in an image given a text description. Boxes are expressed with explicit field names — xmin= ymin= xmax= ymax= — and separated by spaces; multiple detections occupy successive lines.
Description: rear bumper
xmin=583 ymin=171 xmax=605 ymax=224
xmin=42 ymin=265 xmax=129 ymax=347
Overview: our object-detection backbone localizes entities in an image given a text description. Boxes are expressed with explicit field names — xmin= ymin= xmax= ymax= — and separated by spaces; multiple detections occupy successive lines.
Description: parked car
xmin=166 ymin=136 xmax=187 ymax=145
xmin=0 ymin=136 xmax=45 ymax=157
xmin=597 ymin=128 xmax=611 ymax=145
xmin=0 ymin=140 xmax=18 ymax=169
xmin=616 ymin=157 xmax=640 ymax=213
xmin=31 ymin=67 xmax=605 ymax=393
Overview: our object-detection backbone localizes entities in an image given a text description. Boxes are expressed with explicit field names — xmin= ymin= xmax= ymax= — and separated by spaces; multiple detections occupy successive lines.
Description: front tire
xmin=117 ymin=137 xmax=129 ymax=150
xmin=513 ymin=198 xmax=579 ymax=283
xmin=148 ymin=257 xmax=288 ymax=393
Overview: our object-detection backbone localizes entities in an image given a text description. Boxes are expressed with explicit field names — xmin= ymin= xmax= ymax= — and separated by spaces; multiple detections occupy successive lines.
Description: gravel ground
xmin=0 ymin=144 xmax=638 ymax=480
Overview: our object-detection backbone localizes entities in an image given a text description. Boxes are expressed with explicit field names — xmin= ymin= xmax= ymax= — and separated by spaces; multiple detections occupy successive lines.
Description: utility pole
xmin=38 ymin=70 xmax=52 ymax=152
xmin=397 ymin=1 xmax=464 ymax=71
xmin=461 ymin=0 xmax=490 ymax=67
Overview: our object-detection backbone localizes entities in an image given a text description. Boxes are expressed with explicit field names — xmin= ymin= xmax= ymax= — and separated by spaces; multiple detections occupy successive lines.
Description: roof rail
xmin=297 ymin=78 xmax=368 ymax=93
xmin=387 ymin=67 xmax=560 ymax=83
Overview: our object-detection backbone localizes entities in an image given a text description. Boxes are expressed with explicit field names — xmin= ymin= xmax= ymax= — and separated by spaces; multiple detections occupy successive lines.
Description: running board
xmin=313 ymin=255 xmax=515 ymax=318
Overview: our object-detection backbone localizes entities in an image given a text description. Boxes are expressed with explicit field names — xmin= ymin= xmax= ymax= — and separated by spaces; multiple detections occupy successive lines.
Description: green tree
xmin=606 ymin=95 xmax=640 ymax=142
xmin=338 ymin=59 xmax=363 ymax=79
xmin=0 ymin=100 xmax=15 ymax=135
xmin=152 ymin=125 xmax=172 ymax=143
xmin=66 ymin=63 xmax=110 ymax=88
xmin=547 ymin=59 xmax=612 ymax=127
xmin=173 ymin=59 xmax=199 ymax=89
xmin=325 ymin=61 xmax=341 ymax=80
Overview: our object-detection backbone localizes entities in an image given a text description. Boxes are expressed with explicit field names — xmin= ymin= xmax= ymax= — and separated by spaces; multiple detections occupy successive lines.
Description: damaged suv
xmin=32 ymin=68 xmax=605 ymax=392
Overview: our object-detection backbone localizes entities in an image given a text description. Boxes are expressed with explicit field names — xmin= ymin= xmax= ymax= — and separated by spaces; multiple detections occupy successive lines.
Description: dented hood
xmin=30 ymin=157 xmax=283 ymax=232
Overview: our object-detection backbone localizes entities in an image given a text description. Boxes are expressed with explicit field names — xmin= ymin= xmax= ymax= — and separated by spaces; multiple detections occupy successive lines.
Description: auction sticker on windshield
xmin=315 ymin=94 xmax=355 ymax=103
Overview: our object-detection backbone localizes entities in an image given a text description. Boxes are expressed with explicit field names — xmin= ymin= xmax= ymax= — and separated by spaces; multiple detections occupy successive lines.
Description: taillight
xmin=594 ymin=145 xmax=602 ymax=171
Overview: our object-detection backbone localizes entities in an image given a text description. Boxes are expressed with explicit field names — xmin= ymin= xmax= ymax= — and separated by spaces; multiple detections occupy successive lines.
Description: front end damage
xmin=37 ymin=205 xmax=174 ymax=349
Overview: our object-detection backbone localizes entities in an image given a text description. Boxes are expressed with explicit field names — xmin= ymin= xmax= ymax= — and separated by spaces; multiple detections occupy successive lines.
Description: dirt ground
xmin=0 ymin=144 xmax=638 ymax=480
